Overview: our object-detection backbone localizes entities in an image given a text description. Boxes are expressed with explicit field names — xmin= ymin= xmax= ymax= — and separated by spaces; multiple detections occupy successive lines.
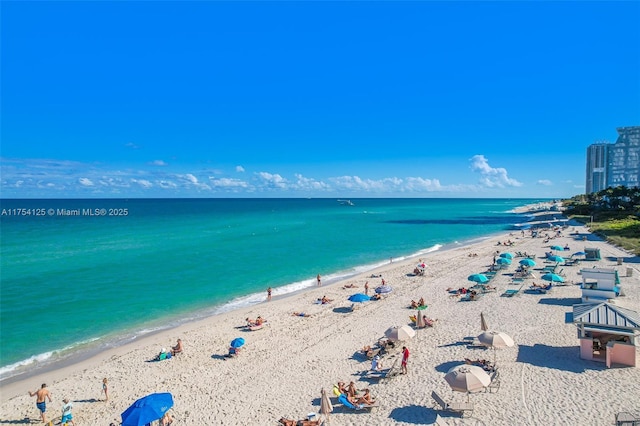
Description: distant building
xmin=586 ymin=126 xmax=640 ymax=194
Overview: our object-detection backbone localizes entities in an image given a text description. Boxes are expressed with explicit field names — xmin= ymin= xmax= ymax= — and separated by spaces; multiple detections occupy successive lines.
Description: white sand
xmin=2 ymin=211 xmax=639 ymax=425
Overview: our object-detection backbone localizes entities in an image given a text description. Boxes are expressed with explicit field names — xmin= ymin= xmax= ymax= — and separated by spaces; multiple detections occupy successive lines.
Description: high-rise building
xmin=586 ymin=126 xmax=640 ymax=194
xmin=586 ymin=143 xmax=609 ymax=194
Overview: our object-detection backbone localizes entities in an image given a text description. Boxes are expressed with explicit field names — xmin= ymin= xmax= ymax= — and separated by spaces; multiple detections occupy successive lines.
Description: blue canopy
xmin=541 ymin=273 xmax=565 ymax=283
xmin=348 ymin=293 xmax=370 ymax=303
xmin=468 ymin=274 xmax=489 ymax=283
xmin=519 ymin=258 xmax=536 ymax=267
xmin=121 ymin=393 xmax=174 ymax=426
xmin=230 ymin=337 xmax=245 ymax=348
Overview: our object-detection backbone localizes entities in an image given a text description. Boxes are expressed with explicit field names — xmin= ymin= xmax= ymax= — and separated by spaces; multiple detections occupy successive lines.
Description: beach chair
xmin=486 ymin=369 xmax=501 ymax=393
xmin=431 ymin=391 xmax=474 ymax=417
xmin=502 ymin=284 xmax=523 ymax=297
xmin=337 ymin=394 xmax=380 ymax=411
xmin=364 ymin=358 xmax=399 ymax=381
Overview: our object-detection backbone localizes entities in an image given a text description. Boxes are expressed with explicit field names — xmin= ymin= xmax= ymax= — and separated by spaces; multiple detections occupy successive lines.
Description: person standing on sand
xmin=61 ymin=398 xmax=76 ymax=426
xmin=102 ymin=378 xmax=109 ymax=401
xmin=364 ymin=281 xmax=369 ymax=295
xmin=267 ymin=287 xmax=272 ymax=301
xmin=317 ymin=274 xmax=321 ymax=286
xmin=401 ymin=346 xmax=410 ymax=374
xmin=29 ymin=383 xmax=52 ymax=423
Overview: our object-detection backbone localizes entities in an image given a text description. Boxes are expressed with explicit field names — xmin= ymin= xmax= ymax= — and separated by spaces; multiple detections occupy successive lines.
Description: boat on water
xmin=337 ymin=199 xmax=355 ymax=206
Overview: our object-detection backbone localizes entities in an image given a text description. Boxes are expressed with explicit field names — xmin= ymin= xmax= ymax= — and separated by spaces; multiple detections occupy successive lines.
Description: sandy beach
xmin=2 ymin=209 xmax=639 ymax=426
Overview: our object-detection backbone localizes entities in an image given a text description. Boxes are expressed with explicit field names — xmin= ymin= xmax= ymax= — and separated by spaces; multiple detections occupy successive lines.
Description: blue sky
xmin=2 ymin=1 xmax=639 ymax=199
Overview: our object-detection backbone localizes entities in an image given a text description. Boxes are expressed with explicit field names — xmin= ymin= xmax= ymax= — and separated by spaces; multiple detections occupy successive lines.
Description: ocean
xmin=0 ymin=198 xmax=547 ymax=382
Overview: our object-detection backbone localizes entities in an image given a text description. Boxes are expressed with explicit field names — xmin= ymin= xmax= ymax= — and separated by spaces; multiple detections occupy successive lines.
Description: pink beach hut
xmin=573 ymin=302 xmax=640 ymax=368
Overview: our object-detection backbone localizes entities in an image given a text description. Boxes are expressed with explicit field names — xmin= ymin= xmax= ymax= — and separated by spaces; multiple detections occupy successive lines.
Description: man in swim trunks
xmin=29 ymin=383 xmax=52 ymax=423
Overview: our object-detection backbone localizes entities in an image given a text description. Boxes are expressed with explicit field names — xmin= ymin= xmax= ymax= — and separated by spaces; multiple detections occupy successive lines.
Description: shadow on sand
xmin=538 ymin=297 xmax=583 ymax=307
xmin=388 ymin=404 xmax=442 ymax=424
xmin=516 ymin=344 xmax=603 ymax=373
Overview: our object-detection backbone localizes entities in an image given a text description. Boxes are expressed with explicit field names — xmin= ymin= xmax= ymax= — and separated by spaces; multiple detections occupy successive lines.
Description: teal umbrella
xmin=548 ymin=255 xmax=565 ymax=263
xmin=496 ymin=257 xmax=511 ymax=265
xmin=541 ymin=273 xmax=565 ymax=283
xmin=468 ymin=274 xmax=489 ymax=283
xmin=499 ymin=252 xmax=514 ymax=259
xmin=519 ymin=258 xmax=536 ymax=267
xmin=550 ymin=245 xmax=564 ymax=251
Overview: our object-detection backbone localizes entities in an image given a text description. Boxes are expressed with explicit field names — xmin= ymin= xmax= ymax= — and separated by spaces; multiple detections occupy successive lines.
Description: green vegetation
xmin=563 ymin=186 xmax=640 ymax=256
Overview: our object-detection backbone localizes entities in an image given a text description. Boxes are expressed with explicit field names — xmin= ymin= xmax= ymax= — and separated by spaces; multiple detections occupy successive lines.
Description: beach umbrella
xmin=519 ymin=258 xmax=536 ymax=268
xmin=499 ymin=252 xmax=514 ymax=259
xmin=541 ymin=273 xmax=565 ymax=283
xmin=444 ymin=365 xmax=491 ymax=401
xmin=121 ymin=393 xmax=174 ymax=426
xmin=385 ymin=325 xmax=416 ymax=341
xmin=572 ymin=251 xmax=586 ymax=257
xmin=550 ymin=245 xmax=564 ymax=251
xmin=478 ymin=331 xmax=515 ymax=363
xmin=547 ymin=255 xmax=565 ymax=263
xmin=230 ymin=337 xmax=245 ymax=348
xmin=495 ymin=257 xmax=511 ymax=265
xmin=480 ymin=312 xmax=489 ymax=332
xmin=348 ymin=293 xmax=370 ymax=303
xmin=375 ymin=285 xmax=393 ymax=294
xmin=320 ymin=388 xmax=333 ymax=421
xmin=416 ymin=309 xmax=426 ymax=329
xmin=468 ymin=274 xmax=489 ymax=283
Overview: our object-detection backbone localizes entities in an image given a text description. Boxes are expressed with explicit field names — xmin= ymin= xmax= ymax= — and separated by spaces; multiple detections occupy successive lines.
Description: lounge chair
xmin=337 ymin=394 xmax=379 ymax=411
xmin=502 ymin=284 xmax=523 ymax=297
xmin=431 ymin=391 xmax=474 ymax=417
xmin=486 ymin=369 xmax=500 ymax=393
xmin=364 ymin=359 xmax=399 ymax=381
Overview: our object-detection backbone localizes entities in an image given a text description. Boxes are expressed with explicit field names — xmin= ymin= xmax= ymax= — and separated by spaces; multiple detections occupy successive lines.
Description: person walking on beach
xmin=317 ymin=274 xmax=321 ymax=286
xmin=61 ymin=398 xmax=76 ymax=426
xmin=364 ymin=281 xmax=369 ymax=295
xmin=102 ymin=378 xmax=109 ymax=401
xmin=401 ymin=346 xmax=410 ymax=374
xmin=29 ymin=383 xmax=52 ymax=423
xmin=267 ymin=287 xmax=272 ymax=301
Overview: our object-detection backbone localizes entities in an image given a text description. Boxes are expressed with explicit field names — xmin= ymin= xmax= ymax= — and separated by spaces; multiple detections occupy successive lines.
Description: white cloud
xmin=125 ymin=142 xmax=140 ymax=149
xmin=79 ymin=177 xmax=94 ymax=186
xmin=158 ymin=180 xmax=178 ymax=189
xmin=405 ymin=177 xmax=443 ymax=191
xmin=132 ymin=179 xmax=153 ymax=188
xmin=256 ymin=172 xmax=288 ymax=189
xmin=236 ymin=165 xmax=245 ymax=173
xmin=470 ymin=155 xmax=522 ymax=188
xmin=210 ymin=177 xmax=249 ymax=188
xmin=149 ymin=160 xmax=168 ymax=166
xmin=537 ymin=179 xmax=553 ymax=186
xmin=292 ymin=174 xmax=331 ymax=191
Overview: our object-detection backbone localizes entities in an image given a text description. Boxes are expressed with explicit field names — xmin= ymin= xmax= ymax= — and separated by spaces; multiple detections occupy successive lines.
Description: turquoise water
xmin=0 ymin=198 xmax=546 ymax=380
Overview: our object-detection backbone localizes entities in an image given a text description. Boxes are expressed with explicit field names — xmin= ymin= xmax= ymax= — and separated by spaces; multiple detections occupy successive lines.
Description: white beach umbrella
xmin=444 ymin=364 xmax=491 ymax=401
xmin=384 ymin=325 xmax=416 ymax=341
xmin=478 ymin=330 xmax=515 ymax=363
xmin=320 ymin=388 xmax=333 ymax=421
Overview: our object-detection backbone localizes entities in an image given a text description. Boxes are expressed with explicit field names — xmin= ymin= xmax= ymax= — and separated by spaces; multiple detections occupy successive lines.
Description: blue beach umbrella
xmin=548 ymin=255 xmax=565 ymax=263
xmin=541 ymin=273 xmax=565 ymax=283
xmin=468 ymin=274 xmax=489 ymax=283
xmin=572 ymin=251 xmax=586 ymax=257
xmin=348 ymin=293 xmax=370 ymax=303
xmin=550 ymin=245 xmax=564 ymax=251
xmin=499 ymin=252 xmax=514 ymax=259
xmin=121 ymin=393 xmax=174 ymax=426
xmin=496 ymin=257 xmax=511 ymax=265
xmin=230 ymin=337 xmax=245 ymax=348
xmin=519 ymin=258 xmax=536 ymax=267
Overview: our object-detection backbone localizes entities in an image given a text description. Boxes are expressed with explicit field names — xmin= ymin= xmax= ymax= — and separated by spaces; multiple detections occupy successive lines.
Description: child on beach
xmin=102 ymin=378 xmax=108 ymax=401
